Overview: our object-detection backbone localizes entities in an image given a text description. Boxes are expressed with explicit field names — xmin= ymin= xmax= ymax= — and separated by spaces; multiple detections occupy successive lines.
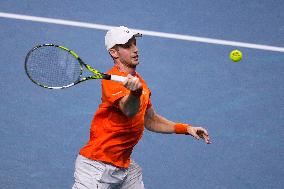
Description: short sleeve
xmin=101 ymin=80 xmax=129 ymax=106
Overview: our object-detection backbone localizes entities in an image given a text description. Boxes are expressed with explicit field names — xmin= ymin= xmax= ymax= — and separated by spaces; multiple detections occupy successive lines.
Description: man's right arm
xmin=118 ymin=74 xmax=143 ymax=118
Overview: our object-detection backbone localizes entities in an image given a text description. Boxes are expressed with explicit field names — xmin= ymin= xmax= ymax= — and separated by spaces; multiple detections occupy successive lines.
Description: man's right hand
xmin=123 ymin=74 xmax=143 ymax=94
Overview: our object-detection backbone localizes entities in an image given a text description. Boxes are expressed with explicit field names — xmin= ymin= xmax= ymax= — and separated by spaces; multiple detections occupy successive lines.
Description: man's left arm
xmin=144 ymin=107 xmax=211 ymax=144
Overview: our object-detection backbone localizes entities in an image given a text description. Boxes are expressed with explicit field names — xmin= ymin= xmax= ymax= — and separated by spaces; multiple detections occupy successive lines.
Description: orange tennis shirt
xmin=79 ymin=64 xmax=152 ymax=168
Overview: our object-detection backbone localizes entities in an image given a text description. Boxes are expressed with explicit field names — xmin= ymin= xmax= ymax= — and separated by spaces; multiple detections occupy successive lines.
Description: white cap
xmin=105 ymin=26 xmax=142 ymax=50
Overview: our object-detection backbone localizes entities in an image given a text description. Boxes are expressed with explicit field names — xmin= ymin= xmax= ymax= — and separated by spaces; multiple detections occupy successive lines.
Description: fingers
xmin=188 ymin=127 xmax=201 ymax=140
xmin=123 ymin=74 xmax=142 ymax=92
xmin=203 ymin=134 xmax=211 ymax=144
xmin=190 ymin=127 xmax=212 ymax=144
xmin=198 ymin=128 xmax=211 ymax=144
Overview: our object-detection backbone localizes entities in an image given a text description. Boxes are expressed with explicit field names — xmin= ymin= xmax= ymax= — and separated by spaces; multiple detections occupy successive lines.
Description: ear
xmin=109 ymin=48 xmax=119 ymax=59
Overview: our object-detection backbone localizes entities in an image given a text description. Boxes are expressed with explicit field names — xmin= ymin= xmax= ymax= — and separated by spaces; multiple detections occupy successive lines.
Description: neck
xmin=115 ymin=62 xmax=136 ymax=75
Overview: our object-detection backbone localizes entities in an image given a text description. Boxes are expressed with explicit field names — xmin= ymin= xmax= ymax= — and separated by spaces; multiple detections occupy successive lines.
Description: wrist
xmin=174 ymin=123 xmax=191 ymax=135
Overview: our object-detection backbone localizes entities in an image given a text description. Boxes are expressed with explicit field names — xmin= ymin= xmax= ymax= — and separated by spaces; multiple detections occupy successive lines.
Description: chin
xmin=130 ymin=61 xmax=139 ymax=68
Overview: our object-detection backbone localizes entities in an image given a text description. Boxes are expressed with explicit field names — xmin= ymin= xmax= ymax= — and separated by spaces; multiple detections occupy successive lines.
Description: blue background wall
xmin=0 ymin=1 xmax=283 ymax=188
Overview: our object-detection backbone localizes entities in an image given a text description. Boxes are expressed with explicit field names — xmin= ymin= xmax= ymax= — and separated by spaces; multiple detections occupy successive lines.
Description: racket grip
xmin=110 ymin=75 xmax=127 ymax=83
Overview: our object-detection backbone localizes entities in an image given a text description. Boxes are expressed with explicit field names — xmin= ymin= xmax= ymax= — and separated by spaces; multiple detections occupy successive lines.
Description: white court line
xmin=1 ymin=12 xmax=284 ymax=53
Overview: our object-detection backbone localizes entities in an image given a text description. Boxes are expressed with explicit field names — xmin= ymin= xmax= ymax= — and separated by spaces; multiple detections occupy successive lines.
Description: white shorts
xmin=72 ymin=155 xmax=145 ymax=189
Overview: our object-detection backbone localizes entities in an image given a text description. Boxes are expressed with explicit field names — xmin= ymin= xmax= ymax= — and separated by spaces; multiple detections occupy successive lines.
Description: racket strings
xmin=26 ymin=46 xmax=82 ymax=87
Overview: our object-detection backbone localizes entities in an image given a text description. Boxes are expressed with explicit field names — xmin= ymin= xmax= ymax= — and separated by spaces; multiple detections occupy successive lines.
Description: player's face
xmin=116 ymin=38 xmax=139 ymax=68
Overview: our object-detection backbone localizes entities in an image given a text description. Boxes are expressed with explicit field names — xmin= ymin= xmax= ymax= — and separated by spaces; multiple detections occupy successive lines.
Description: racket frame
xmin=25 ymin=44 xmax=126 ymax=89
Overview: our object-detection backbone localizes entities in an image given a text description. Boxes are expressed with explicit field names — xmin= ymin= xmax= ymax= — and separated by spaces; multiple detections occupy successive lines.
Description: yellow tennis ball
xmin=230 ymin=50 xmax=242 ymax=62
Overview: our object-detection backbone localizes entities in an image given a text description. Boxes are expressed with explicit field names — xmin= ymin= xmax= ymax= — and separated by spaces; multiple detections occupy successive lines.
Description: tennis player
xmin=72 ymin=26 xmax=211 ymax=189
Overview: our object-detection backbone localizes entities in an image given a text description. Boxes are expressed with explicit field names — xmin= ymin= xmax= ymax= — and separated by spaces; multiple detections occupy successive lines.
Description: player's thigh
xmin=72 ymin=155 xmax=110 ymax=189
xmin=120 ymin=160 xmax=145 ymax=189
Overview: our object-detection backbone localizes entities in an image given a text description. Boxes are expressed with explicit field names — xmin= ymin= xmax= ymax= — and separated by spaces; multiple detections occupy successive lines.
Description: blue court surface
xmin=1 ymin=1 xmax=284 ymax=189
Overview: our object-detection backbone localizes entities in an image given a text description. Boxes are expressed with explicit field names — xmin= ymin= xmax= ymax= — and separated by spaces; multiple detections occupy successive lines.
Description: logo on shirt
xmin=112 ymin=90 xmax=147 ymax=96
xmin=112 ymin=91 xmax=123 ymax=96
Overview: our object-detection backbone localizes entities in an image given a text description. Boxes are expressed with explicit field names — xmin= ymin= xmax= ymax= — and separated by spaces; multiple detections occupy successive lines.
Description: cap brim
xmin=134 ymin=33 xmax=142 ymax=37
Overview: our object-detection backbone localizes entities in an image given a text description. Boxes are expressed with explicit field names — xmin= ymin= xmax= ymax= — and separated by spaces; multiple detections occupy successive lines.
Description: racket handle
xmin=110 ymin=75 xmax=127 ymax=83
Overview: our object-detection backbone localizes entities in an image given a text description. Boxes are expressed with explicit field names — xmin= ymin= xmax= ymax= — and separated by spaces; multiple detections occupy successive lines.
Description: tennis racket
xmin=24 ymin=44 xmax=127 ymax=89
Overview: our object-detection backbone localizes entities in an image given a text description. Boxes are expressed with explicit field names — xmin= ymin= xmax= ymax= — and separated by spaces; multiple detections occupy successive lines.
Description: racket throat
xmin=89 ymin=73 xmax=110 ymax=80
